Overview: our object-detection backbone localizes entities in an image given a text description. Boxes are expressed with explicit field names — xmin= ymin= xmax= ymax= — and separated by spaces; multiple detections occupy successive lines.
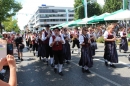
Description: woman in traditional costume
xmin=103 ymin=24 xmax=118 ymax=68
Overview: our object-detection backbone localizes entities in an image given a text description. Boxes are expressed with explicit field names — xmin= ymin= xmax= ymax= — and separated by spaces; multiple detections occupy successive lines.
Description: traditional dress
xmin=62 ymin=33 xmax=71 ymax=63
xmin=42 ymin=30 xmax=53 ymax=65
xmin=89 ymin=32 xmax=97 ymax=56
xmin=38 ymin=35 xmax=46 ymax=60
xmin=49 ymin=35 xmax=65 ymax=75
xmin=79 ymin=34 xmax=93 ymax=72
xmin=120 ymin=31 xmax=128 ymax=52
xmin=72 ymin=31 xmax=80 ymax=54
xmin=32 ymin=35 xmax=38 ymax=56
xmin=103 ymin=31 xmax=118 ymax=64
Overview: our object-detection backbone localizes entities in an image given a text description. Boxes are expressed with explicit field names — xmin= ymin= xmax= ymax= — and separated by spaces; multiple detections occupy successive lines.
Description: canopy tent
xmin=104 ymin=10 xmax=130 ymax=20
xmin=51 ymin=22 xmax=68 ymax=29
xmin=77 ymin=15 xmax=97 ymax=24
xmin=62 ymin=19 xmax=82 ymax=27
xmin=88 ymin=13 xmax=111 ymax=23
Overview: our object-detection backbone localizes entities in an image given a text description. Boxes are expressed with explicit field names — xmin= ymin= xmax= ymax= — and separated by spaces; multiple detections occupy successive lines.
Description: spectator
xmin=0 ymin=55 xmax=17 ymax=86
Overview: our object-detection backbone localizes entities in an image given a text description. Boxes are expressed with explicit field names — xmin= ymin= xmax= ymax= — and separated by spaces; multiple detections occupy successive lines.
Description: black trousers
xmin=45 ymin=44 xmax=53 ymax=58
xmin=26 ymin=41 xmax=29 ymax=47
xmin=53 ymin=50 xmax=63 ymax=64
xmin=72 ymin=39 xmax=80 ymax=48
xmin=33 ymin=43 xmax=38 ymax=51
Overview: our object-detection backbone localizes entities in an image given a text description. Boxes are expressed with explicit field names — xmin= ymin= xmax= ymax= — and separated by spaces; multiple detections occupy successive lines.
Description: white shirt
xmin=61 ymin=33 xmax=70 ymax=39
xmin=103 ymin=31 xmax=116 ymax=39
xmin=120 ymin=31 xmax=126 ymax=37
xmin=49 ymin=35 xmax=65 ymax=47
xmin=42 ymin=30 xmax=52 ymax=41
xmin=79 ymin=34 xmax=90 ymax=44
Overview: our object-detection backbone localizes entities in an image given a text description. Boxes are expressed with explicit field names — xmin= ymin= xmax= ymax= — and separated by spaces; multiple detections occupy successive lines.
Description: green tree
xmin=74 ymin=0 xmax=102 ymax=20
xmin=2 ymin=17 xmax=20 ymax=33
xmin=87 ymin=2 xmax=102 ymax=17
xmin=103 ymin=0 xmax=122 ymax=13
xmin=0 ymin=0 xmax=22 ymax=33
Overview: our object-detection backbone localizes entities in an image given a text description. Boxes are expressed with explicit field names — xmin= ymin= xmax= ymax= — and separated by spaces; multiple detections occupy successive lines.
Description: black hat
xmin=53 ymin=27 xmax=60 ymax=31
xmin=44 ymin=24 xmax=50 ymax=27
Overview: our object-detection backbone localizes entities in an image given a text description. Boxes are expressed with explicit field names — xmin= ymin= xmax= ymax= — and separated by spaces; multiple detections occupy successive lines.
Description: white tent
xmin=104 ymin=10 xmax=130 ymax=20
xmin=77 ymin=18 xmax=89 ymax=24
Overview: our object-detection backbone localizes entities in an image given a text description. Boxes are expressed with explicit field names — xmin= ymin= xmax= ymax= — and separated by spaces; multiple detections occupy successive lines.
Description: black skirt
xmin=104 ymin=42 xmax=118 ymax=63
xmin=79 ymin=46 xmax=93 ymax=68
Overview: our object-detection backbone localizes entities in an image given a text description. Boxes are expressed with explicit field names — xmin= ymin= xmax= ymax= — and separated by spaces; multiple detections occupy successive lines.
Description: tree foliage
xmin=0 ymin=0 xmax=22 ymax=33
xmin=87 ymin=2 xmax=102 ymax=17
xmin=2 ymin=17 xmax=20 ymax=33
xmin=102 ymin=0 xmax=122 ymax=13
xmin=74 ymin=0 xmax=102 ymax=20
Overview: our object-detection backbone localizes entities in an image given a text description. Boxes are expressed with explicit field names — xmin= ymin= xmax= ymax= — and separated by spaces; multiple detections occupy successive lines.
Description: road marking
xmin=94 ymin=59 xmax=130 ymax=67
xmin=71 ymin=61 xmax=122 ymax=86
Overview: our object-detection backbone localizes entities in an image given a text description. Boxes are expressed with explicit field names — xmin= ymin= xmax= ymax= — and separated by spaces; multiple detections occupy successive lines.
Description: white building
xmin=27 ymin=5 xmax=74 ymax=31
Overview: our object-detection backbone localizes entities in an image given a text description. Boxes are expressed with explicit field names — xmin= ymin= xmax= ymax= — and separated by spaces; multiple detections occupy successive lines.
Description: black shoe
xmin=21 ymin=58 xmax=23 ymax=61
xmin=59 ymin=72 xmax=64 ymax=76
xmin=105 ymin=62 xmax=108 ymax=66
xmin=43 ymin=59 xmax=46 ymax=62
xmin=33 ymin=53 xmax=35 ymax=56
xmin=110 ymin=64 xmax=116 ymax=68
xmin=54 ymin=68 xmax=57 ymax=73
xmin=18 ymin=57 xmax=20 ymax=60
xmin=85 ymin=69 xmax=91 ymax=73
xmin=39 ymin=57 xmax=41 ymax=60
xmin=82 ymin=68 xmax=85 ymax=73
xmin=51 ymin=64 xmax=54 ymax=67
xmin=66 ymin=61 xmax=70 ymax=64
xmin=46 ymin=61 xmax=48 ymax=65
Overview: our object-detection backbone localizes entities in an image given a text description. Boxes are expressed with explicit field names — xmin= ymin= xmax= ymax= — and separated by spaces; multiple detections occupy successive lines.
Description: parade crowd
xmin=0 ymin=22 xmax=130 ymax=86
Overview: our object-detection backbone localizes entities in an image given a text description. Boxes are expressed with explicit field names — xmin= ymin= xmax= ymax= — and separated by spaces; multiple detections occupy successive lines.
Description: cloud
xmin=16 ymin=0 xmax=74 ymax=30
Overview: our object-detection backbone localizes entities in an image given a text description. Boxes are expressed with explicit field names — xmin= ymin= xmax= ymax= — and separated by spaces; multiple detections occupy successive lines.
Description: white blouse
xmin=49 ymin=35 xmax=65 ymax=47
xmin=79 ymin=34 xmax=90 ymax=44
xmin=103 ymin=31 xmax=116 ymax=39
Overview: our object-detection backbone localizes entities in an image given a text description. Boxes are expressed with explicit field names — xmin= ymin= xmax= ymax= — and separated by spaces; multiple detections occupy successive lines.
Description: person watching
xmin=0 ymin=55 xmax=17 ymax=86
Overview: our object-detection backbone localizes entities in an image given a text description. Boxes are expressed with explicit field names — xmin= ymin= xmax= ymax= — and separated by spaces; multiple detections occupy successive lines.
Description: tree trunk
xmin=0 ymin=22 xmax=2 ymax=34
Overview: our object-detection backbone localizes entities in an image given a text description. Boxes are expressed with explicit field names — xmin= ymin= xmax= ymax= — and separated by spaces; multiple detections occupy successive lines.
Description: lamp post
xmin=66 ymin=9 xmax=69 ymax=22
xmin=83 ymin=0 xmax=88 ymax=18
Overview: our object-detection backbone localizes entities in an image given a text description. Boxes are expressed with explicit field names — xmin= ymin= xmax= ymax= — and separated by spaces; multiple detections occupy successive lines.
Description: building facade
xmin=27 ymin=5 xmax=74 ymax=32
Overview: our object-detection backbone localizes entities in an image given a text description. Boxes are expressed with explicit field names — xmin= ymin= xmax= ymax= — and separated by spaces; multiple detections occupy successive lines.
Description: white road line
xmin=94 ymin=59 xmax=130 ymax=67
xmin=71 ymin=61 xmax=122 ymax=86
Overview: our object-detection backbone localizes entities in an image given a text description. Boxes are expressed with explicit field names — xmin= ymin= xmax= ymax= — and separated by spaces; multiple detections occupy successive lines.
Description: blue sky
xmin=15 ymin=0 xmax=104 ymax=30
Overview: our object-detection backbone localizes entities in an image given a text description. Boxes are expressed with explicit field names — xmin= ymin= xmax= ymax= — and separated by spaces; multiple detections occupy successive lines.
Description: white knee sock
xmin=50 ymin=58 xmax=54 ymax=64
xmin=55 ymin=65 xmax=58 ymax=68
xmin=46 ymin=58 xmax=48 ymax=61
xmin=36 ymin=51 xmax=38 ymax=55
xmin=78 ymin=48 xmax=80 ymax=53
xmin=59 ymin=64 xmax=63 ymax=72
xmin=110 ymin=62 xmax=113 ymax=65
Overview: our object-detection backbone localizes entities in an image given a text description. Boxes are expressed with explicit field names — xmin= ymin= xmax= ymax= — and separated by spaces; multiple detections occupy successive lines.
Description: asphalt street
xmin=15 ymin=43 xmax=130 ymax=86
